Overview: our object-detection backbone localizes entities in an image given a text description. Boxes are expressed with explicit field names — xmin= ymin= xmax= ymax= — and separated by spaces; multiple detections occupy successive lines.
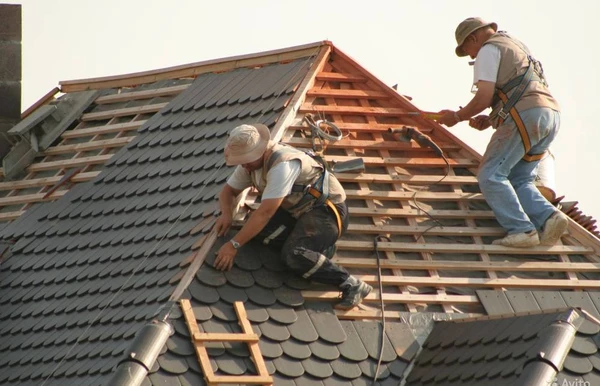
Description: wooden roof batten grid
xmin=0 ymin=81 xmax=190 ymax=223
xmin=276 ymin=45 xmax=600 ymax=317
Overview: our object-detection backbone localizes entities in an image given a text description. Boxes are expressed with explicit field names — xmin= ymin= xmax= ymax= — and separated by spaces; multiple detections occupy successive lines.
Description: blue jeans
xmin=478 ymin=107 xmax=560 ymax=234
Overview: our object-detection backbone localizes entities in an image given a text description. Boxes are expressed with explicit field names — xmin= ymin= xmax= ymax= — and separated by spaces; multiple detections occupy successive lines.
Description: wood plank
xmin=193 ymin=332 xmax=259 ymax=342
xmin=315 ymin=72 xmax=367 ymax=82
xmin=302 ymin=290 xmax=478 ymax=304
xmin=333 ymin=257 xmax=600 ymax=272
xmin=43 ymin=137 xmax=134 ymax=155
xmin=26 ymin=155 xmax=113 ymax=173
xmin=347 ymin=224 xmax=504 ymax=237
xmin=336 ymin=240 xmax=593 ymax=255
xmin=0 ymin=190 xmax=68 ymax=206
xmin=234 ymin=302 xmax=272 ymax=382
xmin=345 ymin=189 xmax=485 ymax=201
xmin=284 ymin=137 xmax=461 ymax=152
xmin=336 ymin=173 xmax=478 ymax=185
xmin=300 ymin=105 xmax=426 ymax=117
xmin=0 ymin=211 xmax=24 ymax=221
xmin=207 ymin=375 xmax=274 ymax=385
xmin=325 ymin=155 xmax=477 ymax=167
xmin=357 ymin=275 xmax=600 ymax=290
xmin=306 ymin=88 xmax=390 ymax=99
xmin=94 ymin=84 xmax=189 ymax=104
xmin=335 ymin=309 xmax=481 ymax=320
xmin=181 ymin=299 xmax=216 ymax=385
xmin=61 ymin=120 xmax=145 ymax=138
xmin=81 ymin=102 xmax=168 ymax=121
xmin=348 ymin=207 xmax=495 ymax=219
xmin=288 ymin=123 xmax=430 ymax=133
xmin=0 ymin=171 xmax=100 ymax=191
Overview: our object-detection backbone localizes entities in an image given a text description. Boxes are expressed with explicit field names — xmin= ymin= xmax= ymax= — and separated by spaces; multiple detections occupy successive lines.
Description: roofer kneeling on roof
xmin=436 ymin=17 xmax=569 ymax=248
xmin=213 ymin=123 xmax=372 ymax=309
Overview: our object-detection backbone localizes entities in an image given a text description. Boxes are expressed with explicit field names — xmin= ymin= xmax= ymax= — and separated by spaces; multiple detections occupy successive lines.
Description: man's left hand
xmin=436 ymin=110 xmax=461 ymax=127
xmin=214 ymin=242 xmax=237 ymax=271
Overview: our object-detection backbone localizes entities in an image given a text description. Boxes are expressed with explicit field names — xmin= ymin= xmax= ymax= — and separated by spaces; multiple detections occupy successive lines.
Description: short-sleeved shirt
xmin=227 ymin=159 xmax=302 ymax=200
xmin=472 ymin=44 xmax=501 ymax=92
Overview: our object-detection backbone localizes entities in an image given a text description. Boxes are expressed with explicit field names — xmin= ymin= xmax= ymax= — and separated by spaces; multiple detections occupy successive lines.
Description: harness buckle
xmin=498 ymin=109 xmax=509 ymax=120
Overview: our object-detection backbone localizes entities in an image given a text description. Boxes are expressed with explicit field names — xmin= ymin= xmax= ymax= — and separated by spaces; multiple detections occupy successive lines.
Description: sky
xmin=5 ymin=0 xmax=599 ymax=221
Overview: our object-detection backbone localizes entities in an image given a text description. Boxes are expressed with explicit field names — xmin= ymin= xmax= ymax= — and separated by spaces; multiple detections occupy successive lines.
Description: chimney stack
xmin=0 ymin=4 xmax=22 ymax=159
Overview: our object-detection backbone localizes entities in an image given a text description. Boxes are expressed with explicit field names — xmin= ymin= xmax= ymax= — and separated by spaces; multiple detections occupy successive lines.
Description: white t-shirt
xmin=472 ymin=44 xmax=501 ymax=92
xmin=227 ymin=160 xmax=302 ymax=200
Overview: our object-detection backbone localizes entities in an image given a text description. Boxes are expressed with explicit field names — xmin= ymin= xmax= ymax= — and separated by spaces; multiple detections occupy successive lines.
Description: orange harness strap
xmin=307 ymin=187 xmax=342 ymax=238
xmin=496 ymin=90 xmax=546 ymax=162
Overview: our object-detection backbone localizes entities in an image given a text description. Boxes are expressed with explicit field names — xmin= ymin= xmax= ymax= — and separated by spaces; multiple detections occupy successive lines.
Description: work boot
xmin=540 ymin=211 xmax=569 ymax=245
xmin=336 ymin=277 xmax=372 ymax=310
xmin=492 ymin=230 xmax=539 ymax=248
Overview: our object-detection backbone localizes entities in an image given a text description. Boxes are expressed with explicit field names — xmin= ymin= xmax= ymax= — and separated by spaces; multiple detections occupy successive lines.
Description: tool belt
xmin=490 ymin=57 xmax=547 ymax=162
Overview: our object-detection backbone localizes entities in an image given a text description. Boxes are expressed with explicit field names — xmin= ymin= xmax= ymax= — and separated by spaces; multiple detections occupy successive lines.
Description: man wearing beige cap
xmin=213 ymin=123 xmax=372 ymax=309
xmin=436 ymin=17 xmax=568 ymax=248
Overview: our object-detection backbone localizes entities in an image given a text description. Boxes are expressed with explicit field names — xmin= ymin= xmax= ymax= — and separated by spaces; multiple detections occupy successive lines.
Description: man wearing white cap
xmin=436 ymin=17 xmax=568 ymax=248
xmin=213 ymin=123 xmax=372 ymax=309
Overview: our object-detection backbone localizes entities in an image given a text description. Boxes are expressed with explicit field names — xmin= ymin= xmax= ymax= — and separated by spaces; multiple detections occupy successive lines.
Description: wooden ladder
xmin=180 ymin=299 xmax=273 ymax=385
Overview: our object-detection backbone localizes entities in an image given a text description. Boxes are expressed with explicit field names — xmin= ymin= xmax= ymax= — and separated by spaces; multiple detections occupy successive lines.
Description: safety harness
xmin=289 ymin=152 xmax=343 ymax=238
xmin=489 ymin=36 xmax=549 ymax=162
xmin=264 ymin=145 xmax=343 ymax=238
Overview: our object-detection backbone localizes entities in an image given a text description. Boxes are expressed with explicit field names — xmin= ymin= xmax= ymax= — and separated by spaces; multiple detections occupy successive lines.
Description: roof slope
xmin=478 ymin=289 xmax=600 ymax=385
xmin=0 ymin=41 xmax=600 ymax=386
xmin=147 ymin=237 xmax=418 ymax=385
xmin=0 ymin=57 xmax=312 ymax=386
xmin=406 ymin=308 xmax=586 ymax=385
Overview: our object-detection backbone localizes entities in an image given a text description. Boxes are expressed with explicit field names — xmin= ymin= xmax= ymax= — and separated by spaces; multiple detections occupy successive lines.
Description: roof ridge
xmin=59 ymin=41 xmax=331 ymax=92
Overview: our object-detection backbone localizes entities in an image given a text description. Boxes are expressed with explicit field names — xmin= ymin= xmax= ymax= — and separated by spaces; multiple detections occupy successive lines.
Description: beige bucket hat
xmin=455 ymin=17 xmax=498 ymax=57
xmin=224 ymin=123 xmax=271 ymax=166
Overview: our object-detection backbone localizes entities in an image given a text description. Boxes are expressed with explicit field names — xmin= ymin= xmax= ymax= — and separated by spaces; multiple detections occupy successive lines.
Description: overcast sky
xmin=6 ymin=0 xmax=599 ymax=221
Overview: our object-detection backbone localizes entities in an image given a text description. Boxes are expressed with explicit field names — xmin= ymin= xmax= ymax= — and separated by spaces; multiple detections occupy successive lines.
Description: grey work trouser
xmin=255 ymin=202 xmax=350 ymax=286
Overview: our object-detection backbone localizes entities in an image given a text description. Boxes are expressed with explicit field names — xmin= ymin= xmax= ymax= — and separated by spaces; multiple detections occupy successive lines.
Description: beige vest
xmin=251 ymin=143 xmax=346 ymax=218
xmin=484 ymin=33 xmax=560 ymax=128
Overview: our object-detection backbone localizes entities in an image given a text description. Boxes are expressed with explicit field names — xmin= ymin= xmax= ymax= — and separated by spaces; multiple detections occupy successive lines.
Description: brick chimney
xmin=0 ymin=4 xmax=22 ymax=159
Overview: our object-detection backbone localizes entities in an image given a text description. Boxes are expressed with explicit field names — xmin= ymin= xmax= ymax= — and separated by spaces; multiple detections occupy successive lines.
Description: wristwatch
xmin=229 ymin=239 xmax=241 ymax=249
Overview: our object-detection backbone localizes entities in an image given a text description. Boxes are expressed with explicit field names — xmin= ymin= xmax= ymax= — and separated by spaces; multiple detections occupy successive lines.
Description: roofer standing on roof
xmin=436 ymin=17 xmax=569 ymax=248
xmin=213 ymin=123 xmax=372 ymax=309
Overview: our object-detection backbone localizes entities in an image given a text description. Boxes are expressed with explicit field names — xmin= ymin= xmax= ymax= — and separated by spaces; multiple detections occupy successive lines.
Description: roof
xmin=478 ymin=289 xmax=600 ymax=385
xmin=1 ymin=41 xmax=600 ymax=385
xmin=406 ymin=307 xmax=592 ymax=385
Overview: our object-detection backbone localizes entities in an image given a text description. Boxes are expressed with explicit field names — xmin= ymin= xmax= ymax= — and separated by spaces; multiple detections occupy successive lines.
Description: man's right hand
xmin=469 ymin=115 xmax=492 ymax=131
xmin=214 ymin=214 xmax=232 ymax=237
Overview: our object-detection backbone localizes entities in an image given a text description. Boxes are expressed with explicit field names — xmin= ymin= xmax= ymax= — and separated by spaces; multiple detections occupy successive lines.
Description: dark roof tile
xmin=309 ymin=340 xmax=340 ymax=361
xmin=266 ymin=302 xmax=298 ymax=324
xmin=223 ymin=266 xmax=255 ymax=288
xmin=330 ymin=357 xmax=362 ymax=380
xmin=563 ymin=354 xmax=594 ymax=375
xmin=246 ymin=285 xmax=276 ymax=306
xmin=338 ymin=321 xmax=369 ymax=362
xmin=306 ymin=302 xmax=346 ymax=344
xmin=352 ymin=321 xmax=396 ymax=362
xmin=274 ymin=285 xmax=304 ymax=308
xmin=302 ymin=357 xmax=334 ymax=379
xmin=259 ymin=319 xmax=291 ymax=342
xmin=281 ymin=338 xmax=312 ymax=360
xmin=274 ymin=355 xmax=305 ymax=378
xmin=258 ymin=337 xmax=284 ymax=359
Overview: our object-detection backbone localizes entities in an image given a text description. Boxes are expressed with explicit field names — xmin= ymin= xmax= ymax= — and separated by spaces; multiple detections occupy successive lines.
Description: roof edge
xmin=59 ymin=41 xmax=332 ymax=93
xmin=518 ymin=308 xmax=582 ymax=385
